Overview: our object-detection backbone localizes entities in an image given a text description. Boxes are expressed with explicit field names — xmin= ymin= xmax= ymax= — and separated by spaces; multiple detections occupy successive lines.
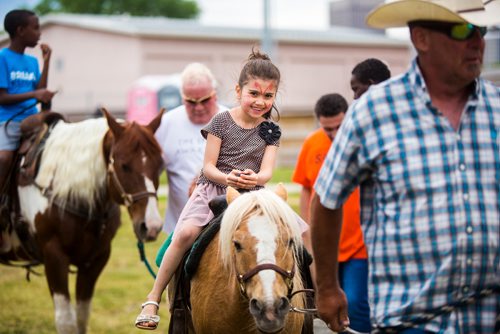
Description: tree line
xmin=34 ymin=0 xmax=199 ymax=19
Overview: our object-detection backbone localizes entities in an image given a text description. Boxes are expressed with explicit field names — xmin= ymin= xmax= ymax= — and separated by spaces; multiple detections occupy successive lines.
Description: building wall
xmin=137 ymin=36 xmax=410 ymax=113
xmin=39 ymin=24 xmax=143 ymax=115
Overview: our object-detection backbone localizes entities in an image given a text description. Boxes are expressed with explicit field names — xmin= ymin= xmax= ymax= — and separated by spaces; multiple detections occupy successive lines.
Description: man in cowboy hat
xmin=310 ymin=0 xmax=500 ymax=333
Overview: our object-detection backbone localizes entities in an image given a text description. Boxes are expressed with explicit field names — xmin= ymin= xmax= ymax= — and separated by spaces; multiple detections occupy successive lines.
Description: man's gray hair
xmin=181 ymin=63 xmax=217 ymax=89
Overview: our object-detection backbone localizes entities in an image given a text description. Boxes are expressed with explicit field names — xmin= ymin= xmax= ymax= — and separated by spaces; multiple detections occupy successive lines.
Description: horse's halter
xmin=107 ymin=155 xmax=157 ymax=207
xmin=236 ymin=262 xmax=295 ymax=299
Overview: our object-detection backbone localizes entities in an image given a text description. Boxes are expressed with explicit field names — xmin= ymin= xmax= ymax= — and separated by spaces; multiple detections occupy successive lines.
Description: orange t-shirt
xmin=292 ymin=129 xmax=367 ymax=261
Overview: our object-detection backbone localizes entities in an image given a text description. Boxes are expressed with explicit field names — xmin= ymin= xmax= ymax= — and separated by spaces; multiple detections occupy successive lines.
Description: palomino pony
xmin=0 ymin=109 xmax=164 ymax=334
xmin=188 ymin=186 xmax=307 ymax=333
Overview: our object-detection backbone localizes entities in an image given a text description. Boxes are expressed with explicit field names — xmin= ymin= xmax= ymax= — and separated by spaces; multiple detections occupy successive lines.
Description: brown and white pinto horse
xmin=0 ymin=109 xmax=164 ymax=334
xmin=188 ymin=186 xmax=306 ymax=333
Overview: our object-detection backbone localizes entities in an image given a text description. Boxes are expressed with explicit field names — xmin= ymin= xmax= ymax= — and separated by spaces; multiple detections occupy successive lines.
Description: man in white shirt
xmin=155 ymin=63 xmax=223 ymax=233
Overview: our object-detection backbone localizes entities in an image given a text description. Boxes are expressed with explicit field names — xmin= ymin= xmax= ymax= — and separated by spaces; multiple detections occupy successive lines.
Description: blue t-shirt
xmin=0 ymin=48 xmax=40 ymax=122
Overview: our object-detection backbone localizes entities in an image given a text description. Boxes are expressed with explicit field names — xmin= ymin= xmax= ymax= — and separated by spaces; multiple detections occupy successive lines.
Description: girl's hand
xmin=238 ymin=169 xmax=258 ymax=189
xmin=226 ymin=169 xmax=242 ymax=188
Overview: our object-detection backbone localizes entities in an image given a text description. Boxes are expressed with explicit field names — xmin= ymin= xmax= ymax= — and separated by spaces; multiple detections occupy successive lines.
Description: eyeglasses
xmin=410 ymin=21 xmax=487 ymax=41
xmin=182 ymin=91 xmax=215 ymax=105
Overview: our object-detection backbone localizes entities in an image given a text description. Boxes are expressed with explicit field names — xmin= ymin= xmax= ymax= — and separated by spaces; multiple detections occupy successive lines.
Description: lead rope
xmin=137 ymin=241 xmax=157 ymax=279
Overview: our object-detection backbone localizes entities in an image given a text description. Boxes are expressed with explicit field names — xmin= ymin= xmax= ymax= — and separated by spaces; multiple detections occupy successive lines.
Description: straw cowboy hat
xmin=366 ymin=0 xmax=500 ymax=28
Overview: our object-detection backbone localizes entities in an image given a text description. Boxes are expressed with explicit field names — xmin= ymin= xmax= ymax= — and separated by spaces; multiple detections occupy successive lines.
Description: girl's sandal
xmin=135 ymin=301 xmax=160 ymax=330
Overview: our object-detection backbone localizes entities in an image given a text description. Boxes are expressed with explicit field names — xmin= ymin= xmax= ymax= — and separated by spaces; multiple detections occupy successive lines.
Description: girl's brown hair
xmin=238 ymin=48 xmax=281 ymax=120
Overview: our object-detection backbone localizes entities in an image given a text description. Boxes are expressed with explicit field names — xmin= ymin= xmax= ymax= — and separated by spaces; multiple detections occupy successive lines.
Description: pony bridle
xmin=236 ymin=257 xmax=320 ymax=316
xmin=237 ymin=262 xmax=295 ymax=299
xmin=107 ymin=155 xmax=157 ymax=207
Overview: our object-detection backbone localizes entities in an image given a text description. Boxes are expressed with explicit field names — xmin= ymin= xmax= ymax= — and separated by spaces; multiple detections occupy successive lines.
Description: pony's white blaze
xmin=53 ymin=293 xmax=77 ymax=334
xmin=144 ymin=177 xmax=162 ymax=229
xmin=248 ymin=214 xmax=279 ymax=304
xmin=18 ymin=184 xmax=50 ymax=232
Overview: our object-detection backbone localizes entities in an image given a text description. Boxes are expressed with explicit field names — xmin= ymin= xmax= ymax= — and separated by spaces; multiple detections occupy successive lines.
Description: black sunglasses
xmin=182 ymin=91 xmax=215 ymax=105
xmin=410 ymin=20 xmax=487 ymax=41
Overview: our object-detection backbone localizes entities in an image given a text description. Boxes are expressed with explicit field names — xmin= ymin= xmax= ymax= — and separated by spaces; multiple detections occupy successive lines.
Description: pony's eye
xmin=121 ymin=163 xmax=132 ymax=173
xmin=233 ymin=240 xmax=242 ymax=252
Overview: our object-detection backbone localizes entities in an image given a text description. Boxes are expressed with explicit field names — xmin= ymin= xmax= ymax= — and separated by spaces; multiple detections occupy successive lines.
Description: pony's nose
xmin=250 ymin=297 xmax=288 ymax=333
xmin=144 ymin=224 xmax=162 ymax=242
xmin=137 ymin=221 xmax=154 ymax=242
xmin=250 ymin=298 xmax=264 ymax=317
xmin=139 ymin=221 xmax=148 ymax=238
xmin=249 ymin=296 xmax=290 ymax=319
xmin=276 ymin=297 xmax=290 ymax=317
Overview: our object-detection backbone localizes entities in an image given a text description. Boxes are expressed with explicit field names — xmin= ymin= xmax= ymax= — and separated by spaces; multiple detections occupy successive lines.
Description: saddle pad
xmin=154 ymin=216 xmax=222 ymax=271
xmin=155 ymin=232 xmax=173 ymax=267
xmin=155 ymin=194 xmax=228 ymax=268
xmin=184 ymin=214 xmax=222 ymax=280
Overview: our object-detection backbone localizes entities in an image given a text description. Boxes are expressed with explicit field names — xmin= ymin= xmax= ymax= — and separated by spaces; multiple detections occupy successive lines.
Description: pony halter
xmin=236 ymin=262 xmax=295 ymax=299
xmin=107 ymin=155 xmax=157 ymax=207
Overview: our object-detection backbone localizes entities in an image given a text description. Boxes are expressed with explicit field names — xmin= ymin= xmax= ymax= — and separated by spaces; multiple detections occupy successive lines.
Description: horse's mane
xmin=36 ymin=118 xmax=109 ymax=212
xmin=219 ymin=189 xmax=303 ymax=270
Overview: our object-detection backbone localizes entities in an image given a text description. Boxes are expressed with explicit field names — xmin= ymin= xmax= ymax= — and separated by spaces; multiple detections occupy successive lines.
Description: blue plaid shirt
xmin=315 ymin=59 xmax=500 ymax=332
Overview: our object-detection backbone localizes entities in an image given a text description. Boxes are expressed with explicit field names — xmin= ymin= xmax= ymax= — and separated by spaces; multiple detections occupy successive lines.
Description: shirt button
xmin=466 ymin=257 xmax=473 ymax=265
xmin=462 ymin=286 xmax=469 ymax=294
xmin=459 ymin=164 xmax=466 ymax=171
xmin=463 ymin=193 xmax=469 ymax=201
xmin=466 ymin=226 xmax=473 ymax=234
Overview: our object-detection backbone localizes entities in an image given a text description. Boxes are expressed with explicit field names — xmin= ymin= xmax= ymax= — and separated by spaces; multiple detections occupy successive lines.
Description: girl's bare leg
xmin=136 ymin=222 xmax=203 ymax=328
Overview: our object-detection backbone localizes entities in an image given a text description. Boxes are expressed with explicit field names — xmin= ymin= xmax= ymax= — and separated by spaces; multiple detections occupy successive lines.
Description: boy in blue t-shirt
xmin=0 ymin=9 xmax=55 ymax=209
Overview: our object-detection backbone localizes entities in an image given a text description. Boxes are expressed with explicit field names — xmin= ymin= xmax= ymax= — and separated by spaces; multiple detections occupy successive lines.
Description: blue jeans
xmin=339 ymin=258 xmax=371 ymax=332
xmin=0 ymin=121 xmax=21 ymax=150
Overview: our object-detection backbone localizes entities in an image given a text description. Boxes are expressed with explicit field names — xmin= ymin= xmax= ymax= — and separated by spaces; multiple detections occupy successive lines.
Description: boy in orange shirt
xmin=292 ymin=93 xmax=370 ymax=332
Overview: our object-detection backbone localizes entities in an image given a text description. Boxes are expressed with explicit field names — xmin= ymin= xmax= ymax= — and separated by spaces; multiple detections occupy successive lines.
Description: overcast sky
xmin=197 ymin=0 xmax=332 ymax=30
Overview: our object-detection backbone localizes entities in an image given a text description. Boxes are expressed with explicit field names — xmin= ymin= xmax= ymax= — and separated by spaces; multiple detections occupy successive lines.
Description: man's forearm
xmin=310 ymin=193 xmax=343 ymax=292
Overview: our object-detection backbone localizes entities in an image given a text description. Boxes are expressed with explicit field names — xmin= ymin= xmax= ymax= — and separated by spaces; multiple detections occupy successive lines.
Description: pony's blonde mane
xmin=35 ymin=118 xmax=109 ymax=212
xmin=219 ymin=189 xmax=303 ymax=269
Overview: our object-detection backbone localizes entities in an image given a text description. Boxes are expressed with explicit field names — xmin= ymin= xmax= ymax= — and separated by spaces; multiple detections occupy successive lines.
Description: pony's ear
xmin=226 ymin=186 xmax=240 ymax=204
xmin=275 ymin=183 xmax=288 ymax=202
xmin=102 ymin=107 xmax=124 ymax=138
xmin=147 ymin=108 xmax=165 ymax=133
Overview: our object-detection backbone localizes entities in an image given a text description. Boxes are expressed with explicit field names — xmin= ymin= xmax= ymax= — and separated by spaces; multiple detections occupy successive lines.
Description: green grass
xmin=270 ymin=166 xmax=294 ymax=183
xmin=0 ymin=168 xmax=299 ymax=333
